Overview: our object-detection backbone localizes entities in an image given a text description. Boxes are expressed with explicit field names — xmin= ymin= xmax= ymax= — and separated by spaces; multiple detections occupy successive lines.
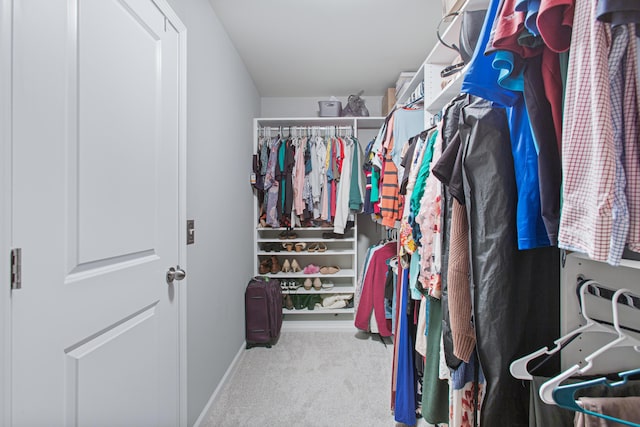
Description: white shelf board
xmin=283 ymin=308 xmax=355 ymax=315
xmin=257 ymin=237 xmax=356 ymax=243
xmin=425 ymin=65 xmax=468 ymax=114
xmin=254 ymin=116 xmax=385 ymax=133
xmin=260 ymin=269 xmax=355 ymax=279
xmin=256 ymin=226 xmax=334 ymax=231
xmin=396 ymin=62 xmax=425 ymax=105
xmin=282 ymin=285 xmax=354 ymax=295
xmin=257 ymin=249 xmax=356 ymax=256
xmin=256 ymin=117 xmax=356 ymax=127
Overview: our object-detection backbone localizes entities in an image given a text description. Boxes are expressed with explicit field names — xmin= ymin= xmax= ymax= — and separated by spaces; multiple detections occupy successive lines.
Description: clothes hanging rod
xmin=577 ymin=277 xmax=640 ymax=310
xmin=259 ymin=125 xmax=353 ymax=129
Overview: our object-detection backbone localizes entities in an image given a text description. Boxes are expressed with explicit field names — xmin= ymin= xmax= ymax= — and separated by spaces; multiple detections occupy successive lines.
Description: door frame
xmin=0 ymin=1 xmax=188 ymax=425
xmin=1 ymin=0 xmax=12 ymax=425
xmin=157 ymin=1 xmax=189 ymax=425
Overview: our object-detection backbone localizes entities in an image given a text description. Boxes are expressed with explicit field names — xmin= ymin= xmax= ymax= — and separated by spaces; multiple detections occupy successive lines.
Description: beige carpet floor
xmin=199 ymin=330 xmax=419 ymax=427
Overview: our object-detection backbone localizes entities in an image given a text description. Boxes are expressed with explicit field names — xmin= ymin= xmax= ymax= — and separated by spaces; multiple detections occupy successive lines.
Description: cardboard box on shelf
xmin=382 ymin=88 xmax=396 ymax=116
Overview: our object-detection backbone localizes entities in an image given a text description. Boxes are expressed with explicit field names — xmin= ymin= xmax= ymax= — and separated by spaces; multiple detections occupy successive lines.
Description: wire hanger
xmin=538 ymin=287 xmax=640 ymax=404
xmin=551 ymin=368 xmax=640 ymax=427
xmin=510 ymin=279 xmax=619 ymax=381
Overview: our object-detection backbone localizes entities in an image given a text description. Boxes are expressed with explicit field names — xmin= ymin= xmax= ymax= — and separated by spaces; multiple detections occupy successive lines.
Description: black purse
xmin=437 ymin=9 xmax=487 ymax=77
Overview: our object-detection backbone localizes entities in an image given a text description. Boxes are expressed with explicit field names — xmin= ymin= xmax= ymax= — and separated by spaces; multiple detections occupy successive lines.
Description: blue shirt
xmin=462 ymin=0 xmax=550 ymax=249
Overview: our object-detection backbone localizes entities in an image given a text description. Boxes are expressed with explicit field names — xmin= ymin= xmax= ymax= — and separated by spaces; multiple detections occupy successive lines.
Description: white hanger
xmin=539 ymin=287 xmax=640 ymax=404
xmin=510 ymin=280 xmax=618 ymax=380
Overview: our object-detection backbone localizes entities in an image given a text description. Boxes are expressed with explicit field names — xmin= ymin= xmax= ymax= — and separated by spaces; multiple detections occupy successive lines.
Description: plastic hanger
xmin=510 ymin=279 xmax=618 ymax=380
xmin=551 ymin=368 xmax=640 ymax=427
xmin=539 ymin=288 xmax=640 ymax=404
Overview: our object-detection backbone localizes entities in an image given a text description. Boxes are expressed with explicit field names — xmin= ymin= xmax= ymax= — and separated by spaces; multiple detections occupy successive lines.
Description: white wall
xmin=261 ymin=95 xmax=383 ymax=118
xmin=163 ymin=1 xmax=260 ymax=425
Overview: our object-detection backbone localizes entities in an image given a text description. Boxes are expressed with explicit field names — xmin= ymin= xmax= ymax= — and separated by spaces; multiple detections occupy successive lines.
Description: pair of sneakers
xmin=280 ymin=279 xmax=301 ymax=291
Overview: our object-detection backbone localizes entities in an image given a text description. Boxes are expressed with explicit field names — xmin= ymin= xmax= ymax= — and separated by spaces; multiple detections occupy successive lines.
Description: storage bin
xmin=318 ymin=101 xmax=342 ymax=117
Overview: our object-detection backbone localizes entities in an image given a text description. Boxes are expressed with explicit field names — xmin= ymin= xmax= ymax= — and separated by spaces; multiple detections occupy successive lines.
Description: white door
xmin=10 ymin=0 xmax=185 ymax=425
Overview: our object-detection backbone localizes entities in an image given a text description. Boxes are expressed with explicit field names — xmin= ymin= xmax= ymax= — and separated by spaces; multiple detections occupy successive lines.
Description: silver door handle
xmin=166 ymin=266 xmax=186 ymax=284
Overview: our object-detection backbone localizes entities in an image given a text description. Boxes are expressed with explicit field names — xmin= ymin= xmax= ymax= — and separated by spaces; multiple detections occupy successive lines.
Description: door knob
xmin=166 ymin=266 xmax=186 ymax=284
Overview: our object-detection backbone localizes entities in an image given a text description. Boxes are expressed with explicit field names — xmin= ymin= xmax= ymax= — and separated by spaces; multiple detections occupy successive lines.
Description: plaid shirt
xmin=558 ymin=0 xmax=640 ymax=264
xmin=558 ymin=0 xmax=615 ymax=261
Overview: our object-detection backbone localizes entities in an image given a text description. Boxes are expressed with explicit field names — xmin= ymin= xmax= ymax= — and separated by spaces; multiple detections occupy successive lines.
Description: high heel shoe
xmin=270 ymin=256 xmax=280 ymax=274
xmin=291 ymin=259 xmax=302 ymax=273
xmin=313 ymin=277 xmax=322 ymax=290
xmin=281 ymin=259 xmax=291 ymax=273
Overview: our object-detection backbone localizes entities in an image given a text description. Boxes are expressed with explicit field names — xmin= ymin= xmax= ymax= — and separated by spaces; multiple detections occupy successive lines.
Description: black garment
xmin=460 ymin=96 xmax=560 ymax=427
xmin=523 ymin=53 xmax=561 ymax=245
xmin=399 ymin=135 xmax=419 ymax=195
xmin=597 ymin=0 xmax=640 ymax=27
xmin=275 ymin=139 xmax=295 ymax=224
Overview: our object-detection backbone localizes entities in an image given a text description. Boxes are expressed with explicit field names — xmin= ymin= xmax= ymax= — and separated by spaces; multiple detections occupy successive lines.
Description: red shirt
xmin=537 ymin=0 xmax=575 ymax=53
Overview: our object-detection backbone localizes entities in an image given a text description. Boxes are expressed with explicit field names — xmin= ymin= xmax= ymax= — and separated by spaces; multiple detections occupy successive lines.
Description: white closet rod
xmin=258 ymin=125 xmax=353 ymax=136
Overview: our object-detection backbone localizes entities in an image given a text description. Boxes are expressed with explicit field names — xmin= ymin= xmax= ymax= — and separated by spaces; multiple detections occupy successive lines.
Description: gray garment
xmin=530 ymin=376 xmax=640 ymax=427
xmin=575 ymin=396 xmax=640 ymax=426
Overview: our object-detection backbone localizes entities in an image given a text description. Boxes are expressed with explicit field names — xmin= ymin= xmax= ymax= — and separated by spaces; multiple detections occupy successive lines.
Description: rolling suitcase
xmin=245 ymin=276 xmax=283 ymax=349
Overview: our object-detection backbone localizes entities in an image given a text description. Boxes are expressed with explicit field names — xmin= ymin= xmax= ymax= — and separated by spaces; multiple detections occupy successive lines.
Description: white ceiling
xmin=208 ymin=0 xmax=443 ymax=97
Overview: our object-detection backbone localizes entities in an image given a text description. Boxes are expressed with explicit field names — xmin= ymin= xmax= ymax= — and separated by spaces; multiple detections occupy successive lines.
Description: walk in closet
xmin=248 ymin=0 xmax=640 ymax=425
xmin=252 ymin=117 xmax=384 ymax=327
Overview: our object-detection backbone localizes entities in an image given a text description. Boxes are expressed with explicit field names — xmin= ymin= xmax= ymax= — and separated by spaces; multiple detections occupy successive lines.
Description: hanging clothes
xmin=558 ymin=0 xmax=640 ymax=265
xmin=393 ymin=268 xmax=416 ymax=426
xmin=253 ymin=128 xmax=362 ymax=229
xmin=354 ymin=241 xmax=396 ymax=337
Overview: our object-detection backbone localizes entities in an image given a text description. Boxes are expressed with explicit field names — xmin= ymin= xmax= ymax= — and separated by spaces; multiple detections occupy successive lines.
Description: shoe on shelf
xmin=291 ymin=259 xmax=302 ymax=272
xmin=294 ymin=242 xmax=306 ymax=252
xmin=303 ymin=264 xmax=320 ymax=274
xmin=281 ymin=259 xmax=291 ymax=273
xmin=293 ymin=294 xmax=310 ymax=310
xmin=303 ymin=278 xmax=312 ymax=290
xmin=321 ymin=232 xmax=344 ymax=239
xmin=317 ymin=243 xmax=327 ymax=252
xmin=263 ymin=242 xmax=282 ymax=252
xmin=307 ymin=243 xmax=319 ymax=252
xmin=313 ymin=277 xmax=322 ymax=290
xmin=288 ymin=279 xmax=301 ymax=291
xmin=270 ymin=256 xmax=281 ymax=274
xmin=319 ymin=266 xmax=340 ymax=274
xmin=282 ymin=242 xmax=294 ymax=252
xmin=284 ymin=295 xmax=294 ymax=310
xmin=259 ymin=259 xmax=272 ymax=275
xmin=307 ymin=294 xmax=322 ymax=310
xmin=321 ymin=281 xmax=334 ymax=289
